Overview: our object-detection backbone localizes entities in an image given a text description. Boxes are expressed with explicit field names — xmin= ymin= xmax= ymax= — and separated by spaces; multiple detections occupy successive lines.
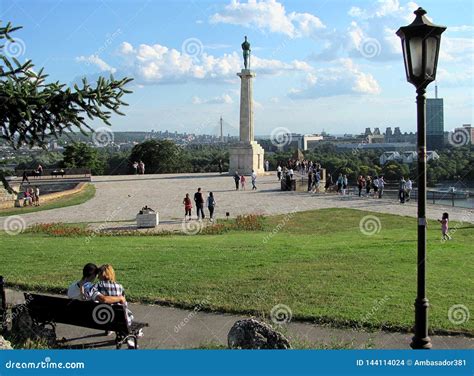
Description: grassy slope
xmin=0 ymin=208 xmax=472 ymax=333
xmin=0 ymin=184 xmax=96 ymax=217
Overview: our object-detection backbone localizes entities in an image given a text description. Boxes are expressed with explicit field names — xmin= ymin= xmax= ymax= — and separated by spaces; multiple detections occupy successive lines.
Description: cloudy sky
xmin=2 ymin=0 xmax=473 ymax=136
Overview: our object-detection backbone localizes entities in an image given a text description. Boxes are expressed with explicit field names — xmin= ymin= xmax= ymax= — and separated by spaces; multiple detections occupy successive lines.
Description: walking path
xmin=1 ymin=173 xmax=472 ymax=230
xmin=6 ymin=289 xmax=473 ymax=350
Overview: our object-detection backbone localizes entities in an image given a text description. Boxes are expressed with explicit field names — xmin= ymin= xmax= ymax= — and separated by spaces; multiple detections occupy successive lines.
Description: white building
xmin=380 ymin=151 xmax=401 ymax=165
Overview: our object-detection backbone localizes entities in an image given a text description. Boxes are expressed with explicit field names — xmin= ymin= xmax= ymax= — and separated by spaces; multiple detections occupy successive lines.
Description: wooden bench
xmin=24 ymin=293 xmax=148 ymax=349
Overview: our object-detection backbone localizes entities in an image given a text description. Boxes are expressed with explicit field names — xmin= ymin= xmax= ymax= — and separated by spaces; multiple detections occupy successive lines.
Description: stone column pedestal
xmin=229 ymin=69 xmax=265 ymax=176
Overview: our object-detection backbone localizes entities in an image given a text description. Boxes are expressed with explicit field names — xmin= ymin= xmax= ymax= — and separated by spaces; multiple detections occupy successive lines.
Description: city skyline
xmin=2 ymin=0 xmax=473 ymax=136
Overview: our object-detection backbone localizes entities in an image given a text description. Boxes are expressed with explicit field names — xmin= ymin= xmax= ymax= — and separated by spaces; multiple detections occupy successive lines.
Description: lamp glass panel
xmin=425 ymin=37 xmax=438 ymax=76
xmin=402 ymin=40 xmax=410 ymax=80
xmin=409 ymin=37 xmax=423 ymax=77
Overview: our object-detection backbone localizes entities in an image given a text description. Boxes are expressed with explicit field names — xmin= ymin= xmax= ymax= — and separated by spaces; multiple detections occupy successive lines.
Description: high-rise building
xmin=426 ymin=87 xmax=444 ymax=150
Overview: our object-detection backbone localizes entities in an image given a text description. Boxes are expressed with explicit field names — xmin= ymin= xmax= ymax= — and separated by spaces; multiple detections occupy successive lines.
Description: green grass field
xmin=0 ymin=184 xmax=95 ymax=217
xmin=0 ymin=208 xmax=472 ymax=334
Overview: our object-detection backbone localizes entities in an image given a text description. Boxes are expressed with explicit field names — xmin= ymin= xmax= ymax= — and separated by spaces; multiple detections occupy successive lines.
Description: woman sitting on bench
xmin=95 ymin=264 xmax=134 ymax=325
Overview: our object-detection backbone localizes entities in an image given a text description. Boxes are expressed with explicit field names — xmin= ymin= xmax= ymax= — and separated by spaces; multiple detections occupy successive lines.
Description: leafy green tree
xmin=0 ymin=21 xmax=132 ymax=192
xmin=130 ymin=139 xmax=183 ymax=173
xmin=62 ymin=142 xmax=105 ymax=175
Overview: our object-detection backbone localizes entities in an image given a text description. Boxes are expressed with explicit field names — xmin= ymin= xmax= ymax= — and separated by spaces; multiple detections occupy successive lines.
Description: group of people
xmin=67 ymin=263 xmax=139 ymax=347
xmin=398 ymin=176 xmax=413 ymax=203
xmin=233 ymin=170 xmax=257 ymax=191
xmin=22 ymin=186 xmax=40 ymax=206
xmin=183 ymin=188 xmax=216 ymax=222
xmin=356 ymin=175 xmax=385 ymax=198
xmin=132 ymin=161 xmax=146 ymax=175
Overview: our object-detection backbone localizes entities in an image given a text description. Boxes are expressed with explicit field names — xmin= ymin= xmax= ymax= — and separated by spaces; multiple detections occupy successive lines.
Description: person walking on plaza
xmin=405 ymin=178 xmax=413 ymax=202
xmin=438 ymin=212 xmax=452 ymax=241
xmin=399 ymin=176 xmax=406 ymax=204
xmin=342 ymin=174 xmax=348 ymax=195
xmin=183 ymin=193 xmax=193 ymax=221
xmin=357 ymin=175 xmax=365 ymax=197
xmin=207 ymin=192 xmax=216 ymax=222
xmin=372 ymin=176 xmax=379 ymax=198
xmin=265 ymin=160 xmax=269 ymax=172
xmin=251 ymin=170 xmax=257 ymax=190
xmin=194 ymin=188 xmax=205 ymax=220
xmin=277 ymin=165 xmax=282 ymax=181
xmin=377 ymin=176 xmax=385 ymax=199
xmin=336 ymin=173 xmax=343 ymax=194
xmin=325 ymin=173 xmax=333 ymax=193
xmin=22 ymin=170 xmax=29 ymax=184
xmin=132 ymin=161 xmax=138 ymax=175
xmin=365 ymin=176 xmax=371 ymax=197
xmin=313 ymin=170 xmax=321 ymax=193
xmin=307 ymin=170 xmax=313 ymax=192
xmin=138 ymin=161 xmax=145 ymax=175
xmin=218 ymin=159 xmax=223 ymax=174
xmin=233 ymin=171 xmax=240 ymax=190
xmin=240 ymin=174 xmax=246 ymax=190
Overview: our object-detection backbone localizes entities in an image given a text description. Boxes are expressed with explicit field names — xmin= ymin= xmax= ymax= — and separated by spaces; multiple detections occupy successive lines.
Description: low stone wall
xmin=0 ymin=182 xmax=88 ymax=210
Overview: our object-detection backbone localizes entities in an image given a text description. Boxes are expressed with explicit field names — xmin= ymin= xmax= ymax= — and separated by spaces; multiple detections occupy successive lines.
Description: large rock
xmin=227 ymin=318 xmax=291 ymax=349
xmin=0 ymin=335 xmax=13 ymax=350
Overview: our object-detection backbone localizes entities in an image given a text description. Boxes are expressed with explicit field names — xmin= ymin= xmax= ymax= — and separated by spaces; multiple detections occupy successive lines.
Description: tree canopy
xmin=0 ymin=20 xmax=132 ymax=192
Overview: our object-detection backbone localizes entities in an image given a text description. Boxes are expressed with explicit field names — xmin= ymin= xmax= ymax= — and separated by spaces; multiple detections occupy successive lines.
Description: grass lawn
xmin=0 ymin=183 xmax=95 ymax=217
xmin=0 ymin=208 xmax=472 ymax=334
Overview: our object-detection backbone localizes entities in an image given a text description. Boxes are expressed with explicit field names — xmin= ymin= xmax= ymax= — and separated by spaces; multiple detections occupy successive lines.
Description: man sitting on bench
xmin=67 ymin=263 xmax=125 ymax=305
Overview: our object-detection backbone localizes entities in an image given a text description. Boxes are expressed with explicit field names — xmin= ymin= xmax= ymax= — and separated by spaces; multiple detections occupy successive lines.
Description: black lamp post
xmin=396 ymin=8 xmax=446 ymax=350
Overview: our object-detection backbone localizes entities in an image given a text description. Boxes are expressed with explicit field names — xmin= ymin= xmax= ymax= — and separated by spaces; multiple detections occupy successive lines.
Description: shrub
xmin=234 ymin=214 xmax=264 ymax=231
xmin=26 ymin=223 xmax=91 ymax=237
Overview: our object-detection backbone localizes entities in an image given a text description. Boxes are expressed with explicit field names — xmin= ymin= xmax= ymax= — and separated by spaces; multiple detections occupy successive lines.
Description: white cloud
xmin=112 ymin=41 xmax=311 ymax=84
xmin=192 ymin=93 xmax=234 ymax=104
xmin=288 ymin=58 xmax=380 ymax=99
xmin=209 ymin=0 xmax=325 ymax=38
xmin=344 ymin=0 xmax=420 ymax=61
xmin=76 ymin=55 xmax=117 ymax=73
xmin=448 ymin=25 xmax=474 ymax=33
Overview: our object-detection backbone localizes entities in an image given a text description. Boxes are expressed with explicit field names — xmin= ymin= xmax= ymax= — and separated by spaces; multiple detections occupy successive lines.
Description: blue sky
xmin=1 ymin=0 xmax=473 ymax=136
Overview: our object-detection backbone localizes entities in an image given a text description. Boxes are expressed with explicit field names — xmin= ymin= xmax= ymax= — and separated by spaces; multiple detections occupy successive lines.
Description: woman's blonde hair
xmin=98 ymin=264 xmax=116 ymax=282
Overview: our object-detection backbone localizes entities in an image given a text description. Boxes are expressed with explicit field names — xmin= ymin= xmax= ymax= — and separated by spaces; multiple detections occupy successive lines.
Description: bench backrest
xmin=24 ymin=293 xmax=130 ymax=333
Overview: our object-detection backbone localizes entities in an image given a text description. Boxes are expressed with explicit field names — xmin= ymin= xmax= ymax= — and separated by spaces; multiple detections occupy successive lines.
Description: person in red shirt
xmin=183 ymin=193 xmax=193 ymax=221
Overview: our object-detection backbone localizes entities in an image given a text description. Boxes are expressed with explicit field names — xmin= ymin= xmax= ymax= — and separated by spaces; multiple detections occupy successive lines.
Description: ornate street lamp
xmin=396 ymin=8 xmax=446 ymax=350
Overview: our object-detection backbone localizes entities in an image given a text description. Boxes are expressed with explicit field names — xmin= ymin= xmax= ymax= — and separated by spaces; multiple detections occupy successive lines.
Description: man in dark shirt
xmin=194 ymin=188 xmax=205 ymax=220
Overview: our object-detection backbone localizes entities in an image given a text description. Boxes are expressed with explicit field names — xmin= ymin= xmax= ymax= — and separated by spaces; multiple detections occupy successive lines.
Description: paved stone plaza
xmin=1 ymin=173 xmax=472 ymax=229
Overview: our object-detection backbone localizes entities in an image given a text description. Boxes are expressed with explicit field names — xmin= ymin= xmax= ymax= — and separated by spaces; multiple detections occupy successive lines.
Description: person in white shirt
xmin=277 ymin=165 xmax=282 ymax=181
xmin=405 ymin=178 xmax=413 ymax=202
xmin=251 ymin=170 xmax=257 ymax=190
xmin=378 ymin=176 xmax=385 ymax=199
